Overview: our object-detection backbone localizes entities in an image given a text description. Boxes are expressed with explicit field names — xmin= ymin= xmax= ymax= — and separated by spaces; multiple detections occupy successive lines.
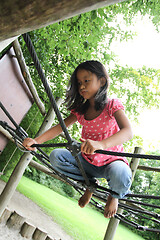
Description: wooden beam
xmin=0 ymin=0 xmax=125 ymax=42
xmin=138 ymin=165 xmax=160 ymax=172
xmin=29 ymin=159 xmax=67 ymax=183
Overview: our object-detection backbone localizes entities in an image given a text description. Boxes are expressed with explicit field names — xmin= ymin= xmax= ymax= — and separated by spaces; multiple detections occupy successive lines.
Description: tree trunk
xmin=0 ymin=0 xmax=125 ymax=42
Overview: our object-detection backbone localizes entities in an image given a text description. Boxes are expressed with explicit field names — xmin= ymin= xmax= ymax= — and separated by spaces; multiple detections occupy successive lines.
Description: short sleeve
xmin=107 ymin=99 xmax=125 ymax=117
xmin=71 ymin=109 xmax=83 ymax=123
xmin=71 ymin=109 xmax=76 ymax=115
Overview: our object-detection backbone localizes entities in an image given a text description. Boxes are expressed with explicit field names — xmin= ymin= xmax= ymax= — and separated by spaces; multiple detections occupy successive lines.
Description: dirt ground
xmin=0 ymin=179 xmax=73 ymax=240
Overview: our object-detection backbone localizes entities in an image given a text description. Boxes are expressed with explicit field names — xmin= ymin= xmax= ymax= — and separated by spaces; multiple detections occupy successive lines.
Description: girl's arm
xmin=102 ymin=109 xmax=133 ymax=148
xmin=23 ymin=113 xmax=77 ymax=150
xmin=81 ymin=109 xmax=133 ymax=154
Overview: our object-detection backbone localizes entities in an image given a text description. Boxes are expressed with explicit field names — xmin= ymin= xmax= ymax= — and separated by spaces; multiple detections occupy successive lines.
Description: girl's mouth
xmin=80 ymin=90 xmax=87 ymax=96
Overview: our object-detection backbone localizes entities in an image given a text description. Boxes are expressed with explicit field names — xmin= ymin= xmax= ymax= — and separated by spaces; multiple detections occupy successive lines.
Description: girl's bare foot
xmin=104 ymin=195 xmax=118 ymax=218
xmin=78 ymin=188 xmax=93 ymax=208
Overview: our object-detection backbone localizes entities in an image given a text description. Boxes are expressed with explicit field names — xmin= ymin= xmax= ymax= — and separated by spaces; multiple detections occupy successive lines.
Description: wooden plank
xmin=0 ymin=0 xmax=126 ymax=42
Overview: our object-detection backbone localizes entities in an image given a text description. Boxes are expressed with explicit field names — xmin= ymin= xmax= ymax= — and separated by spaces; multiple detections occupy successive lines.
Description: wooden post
xmin=0 ymin=98 xmax=62 ymax=217
xmin=32 ymin=227 xmax=47 ymax=240
xmin=0 ymin=208 xmax=12 ymax=224
xmin=103 ymin=147 xmax=142 ymax=240
xmin=129 ymin=147 xmax=142 ymax=182
xmin=20 ymin=221 xmax=36 ymax=239
xmin=46 ymin=236 xmax=54 ymax=240
xmin=7 ymin=211 xmax=26 ymax=230
xmin=0 ymin=152 xmax=34 ymax=217
xmin=13 ymin=39 xmax=46 ymax=116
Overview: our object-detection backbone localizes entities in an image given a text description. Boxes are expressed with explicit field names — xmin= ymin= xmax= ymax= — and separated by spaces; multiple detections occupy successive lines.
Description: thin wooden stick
xmin=13 ymin=39 xmax=46 ymax=116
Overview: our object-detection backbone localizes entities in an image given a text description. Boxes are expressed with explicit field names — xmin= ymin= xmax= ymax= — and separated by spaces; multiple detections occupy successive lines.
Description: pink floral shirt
xmin=71 ymin=99 xmax=129 ymax=167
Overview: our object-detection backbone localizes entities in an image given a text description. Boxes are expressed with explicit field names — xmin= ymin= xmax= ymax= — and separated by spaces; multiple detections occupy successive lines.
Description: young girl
xmin=23 ymin=60 xmax=133 ymax=218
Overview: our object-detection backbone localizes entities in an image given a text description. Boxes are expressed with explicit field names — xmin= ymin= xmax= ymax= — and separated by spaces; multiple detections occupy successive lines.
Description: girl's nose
xmin=79 ymin=83 xmax=85 ymax=90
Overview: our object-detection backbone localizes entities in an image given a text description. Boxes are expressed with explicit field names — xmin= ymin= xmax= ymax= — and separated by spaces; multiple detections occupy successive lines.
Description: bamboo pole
xmin=103 ymin=147 xmax=142 ymax=240
xmin=12 ymin=39 xmax=46 ymax=116
xmin=0 ymin=98 xmax=62 ymax=216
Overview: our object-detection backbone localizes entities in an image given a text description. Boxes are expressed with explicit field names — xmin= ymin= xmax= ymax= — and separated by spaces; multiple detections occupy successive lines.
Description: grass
xmin=17 ymin=176 xmax=145 ymax=240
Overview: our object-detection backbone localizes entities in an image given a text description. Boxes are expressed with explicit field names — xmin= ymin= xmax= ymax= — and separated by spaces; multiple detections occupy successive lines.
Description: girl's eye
xmin=78 ymin=80 xmax=90 ymax=86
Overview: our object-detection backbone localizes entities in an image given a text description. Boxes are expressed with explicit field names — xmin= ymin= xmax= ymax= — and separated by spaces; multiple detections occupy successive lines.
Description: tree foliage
xmin=110 ymin=0 xmax=160 ymax=30
xmin=19 ymin=9 xmax=160 ymax=120
xmin=109 ymin=66 xmax=160 ymax=121
xmin=20 ymin=8 xmax=134 ymax=104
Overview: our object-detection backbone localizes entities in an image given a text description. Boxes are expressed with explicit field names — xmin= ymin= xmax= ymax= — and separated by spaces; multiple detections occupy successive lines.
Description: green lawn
xmin=17 ymin=176 xmax=144 ymax=240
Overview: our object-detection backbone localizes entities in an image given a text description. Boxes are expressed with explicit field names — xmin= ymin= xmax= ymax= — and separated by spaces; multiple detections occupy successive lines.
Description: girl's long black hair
xmin=65 ymin=60 xmax=110 ymax=114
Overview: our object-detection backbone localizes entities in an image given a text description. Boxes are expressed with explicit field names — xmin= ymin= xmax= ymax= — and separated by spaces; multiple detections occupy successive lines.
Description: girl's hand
xmin=22 ymin=138 xmax=38 ymax=151
xmin=80 ymin=138 xmax=104 ymax=155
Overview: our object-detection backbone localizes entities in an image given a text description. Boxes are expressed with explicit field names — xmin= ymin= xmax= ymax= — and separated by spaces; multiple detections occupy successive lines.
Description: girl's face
xmin=77 ymin=69 xmax=101 ymax=101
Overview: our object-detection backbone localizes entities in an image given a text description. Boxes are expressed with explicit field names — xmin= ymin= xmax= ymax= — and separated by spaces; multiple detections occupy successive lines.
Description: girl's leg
xmin=104 ymin=160 xmax=132 ymax=198
xmin=50 ymin=149 xmax=98 ymax=207
xmin=104 ymin=195 xmax=118 ymax=218
xmin=49 ymin=148 xmax=98 ymax=181
xmin=49 ymin=149 xmax=84 ymax=180
xmin=103 ymin=161 xmax=132 ymax=218
xmin=78 ymin=188 xmax=93 ymax=208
